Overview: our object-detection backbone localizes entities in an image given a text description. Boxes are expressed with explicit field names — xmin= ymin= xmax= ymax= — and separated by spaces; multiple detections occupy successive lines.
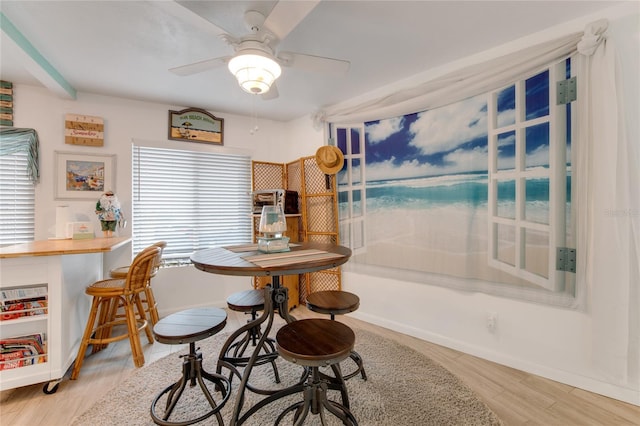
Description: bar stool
xmin=110 ymin=241 xmax=166 ymax=326
xmin=71 ymin=246 xmax=160 ymax=380
xmin=306 ymin=290 xmax=367 ymax=380
xmin=274 ymin=318 xmax=358 ymax=425
xmin=219 ymin=289 xmax=280 ymax=383
xmin=150 ymin=307 xmax=231 ymax=426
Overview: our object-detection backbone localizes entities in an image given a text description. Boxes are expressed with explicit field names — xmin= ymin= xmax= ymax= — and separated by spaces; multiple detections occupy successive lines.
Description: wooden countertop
xmin=0 ymin=237 xmax=131 ymax=258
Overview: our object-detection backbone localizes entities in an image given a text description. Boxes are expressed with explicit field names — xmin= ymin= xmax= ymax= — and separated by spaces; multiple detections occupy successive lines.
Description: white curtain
xmin=575 ymin=19 xmax=638 ymax=383
xmin=315 ymin=32 xmax=583 ymax=125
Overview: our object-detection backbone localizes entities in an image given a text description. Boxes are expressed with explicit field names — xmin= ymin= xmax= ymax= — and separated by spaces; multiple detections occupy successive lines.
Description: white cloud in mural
xmin=365 ymin=157 xmax=440 ymax=181
xmin=408 ymin=95 xmax=487 ymax=155
xmin=366 ymin=116 xmax=404 ymax=144
xmin=497 ymin=108 xmax=516 ymax=128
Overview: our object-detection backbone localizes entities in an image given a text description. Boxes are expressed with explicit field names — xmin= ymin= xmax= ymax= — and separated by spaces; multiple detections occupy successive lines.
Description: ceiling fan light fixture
xmin=228 ymin=53 xmax=282 ymax=95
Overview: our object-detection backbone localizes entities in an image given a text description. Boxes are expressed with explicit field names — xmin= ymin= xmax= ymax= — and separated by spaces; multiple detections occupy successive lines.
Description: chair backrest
xmin=125 ymin=246 xmax=161 ymax=293
xmin=150 ymin=241 xmax=167 ymax=274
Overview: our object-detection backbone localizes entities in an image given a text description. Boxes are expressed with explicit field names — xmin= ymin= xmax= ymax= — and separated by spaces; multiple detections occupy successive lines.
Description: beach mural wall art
xmin=340 ymin=70 xmax=571 ymax=292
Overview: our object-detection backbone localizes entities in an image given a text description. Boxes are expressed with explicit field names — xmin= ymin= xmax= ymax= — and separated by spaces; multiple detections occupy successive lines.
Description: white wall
xmin=10 ymin=2 xmax=638 ymax=406
xmin=340 ymin=4 xmax=640 ymax=406
xmin=10 ymin=86 xmax=290 ymax=313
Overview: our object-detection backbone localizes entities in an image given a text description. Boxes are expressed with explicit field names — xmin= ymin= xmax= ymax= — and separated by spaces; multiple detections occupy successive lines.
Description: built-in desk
xmin=0 ymin=237 xmax=131 ymax=393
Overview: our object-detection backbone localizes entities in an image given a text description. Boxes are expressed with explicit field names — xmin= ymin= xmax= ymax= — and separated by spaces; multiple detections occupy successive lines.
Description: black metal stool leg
xmin=150 ymin=343 xmax=231 ymax=426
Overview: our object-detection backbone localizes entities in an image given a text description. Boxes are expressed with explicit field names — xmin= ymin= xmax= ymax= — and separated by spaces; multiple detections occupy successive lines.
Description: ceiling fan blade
xmin=262 ymin=82 xmax=279 ymax=100
xmin=152 ymin=0 xmax=227 ymax=38
xmin=264 ymin=0 xmax=320 ymax=41
xmin=278 ymin=52 xmax=350 ymax=75
xmin=169 ymin=57 xmax=229 ymax=76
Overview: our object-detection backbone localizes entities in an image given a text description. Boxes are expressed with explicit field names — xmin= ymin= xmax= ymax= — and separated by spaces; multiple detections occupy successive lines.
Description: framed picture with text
xmin=168 ymin=107 xmax=224 ymax=145
xmin=54 ymin=151 xmax=116 ymax=200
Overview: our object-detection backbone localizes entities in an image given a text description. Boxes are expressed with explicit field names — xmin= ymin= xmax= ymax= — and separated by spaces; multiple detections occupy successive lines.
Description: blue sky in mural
xmin=363 ymin=71 xmax=550 ymax=183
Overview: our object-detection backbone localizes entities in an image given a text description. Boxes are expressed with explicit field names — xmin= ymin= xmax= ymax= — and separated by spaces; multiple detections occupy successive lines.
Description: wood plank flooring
xmin=1 ymin=306 xmax=638 ymax=425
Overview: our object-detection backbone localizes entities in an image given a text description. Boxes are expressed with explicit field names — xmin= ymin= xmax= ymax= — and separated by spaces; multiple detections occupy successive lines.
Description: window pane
xmin=351 ymin=158 xmax=361 ymax=184
xmin=338 ymin=191 xmax=349 ymax=219
xmin=336 ymin=128 xmax=347 ymax=153
xmin=525 ymin=123 xmax=549 ymax=169
xmin=496 ymin=179 xmax=516 ymax=219
xmin=525 ymin=70 xmax=549 ymax=120
xmin=350 ymin=128 xmax=361 ymax=155
xmin=524 ymin=229 xmax=549 ymax=278
xmin=525 ymin=122 xmax=549 ymax=169
xmin=339 ymin=221 xmax=351 ymax=247
xmin=496 ymin=223 xmax=516 ymax=266
xmin=352 ymin=189 xmax=362 ymax=217
xmin=353 ymin=220 xmax=365 ymax=249
xmin=497 ymin=85 xmax=515 ymax=127
xmin=497 ymin=131 xmax=516 ymax=171
xmin=525 ymin=177 xmax=549 ymax=224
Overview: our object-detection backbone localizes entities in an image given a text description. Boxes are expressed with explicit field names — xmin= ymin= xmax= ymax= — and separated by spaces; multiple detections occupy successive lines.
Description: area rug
xmin=72 ymin=322 xmax=502 ymax=425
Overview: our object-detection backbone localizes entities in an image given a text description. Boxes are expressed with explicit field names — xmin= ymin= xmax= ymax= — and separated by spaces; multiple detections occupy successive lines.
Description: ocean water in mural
xmin=351 ymin=86 xmax=562 ymax=288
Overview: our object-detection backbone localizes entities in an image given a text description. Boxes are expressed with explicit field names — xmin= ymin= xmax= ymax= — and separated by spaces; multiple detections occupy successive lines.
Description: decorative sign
xmin=168 ymin=107 xmax=223 ymax=145
xmin=65 ymin=114 xmax=104 ymax=146
xmin=0 ymin=80 xmax=13 ymax=126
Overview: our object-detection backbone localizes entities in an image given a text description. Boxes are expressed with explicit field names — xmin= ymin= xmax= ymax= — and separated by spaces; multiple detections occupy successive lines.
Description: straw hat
xmin=315 ymin=145 xmax=344 ymax=175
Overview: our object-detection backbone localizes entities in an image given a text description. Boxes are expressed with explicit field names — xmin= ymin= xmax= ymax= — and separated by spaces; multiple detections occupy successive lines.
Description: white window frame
xmin=132 ymin=142 xmax=252 ymax=264
xmin=487 ymin=60 xmax=573 ymax=291
xmin=332 ymin=124 xmax=366 ymax=253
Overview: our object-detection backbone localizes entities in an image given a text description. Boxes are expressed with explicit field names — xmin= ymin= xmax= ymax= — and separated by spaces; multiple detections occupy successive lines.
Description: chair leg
xmin=124 ymin=297 xmax=146 ymax=367
xmin=71 ymin=296 xmax=101 ymax=380
xmin=135 ymin=293 xmax=154 ymax=344
xmin=144 ymin=285 xmax=160 ymax=325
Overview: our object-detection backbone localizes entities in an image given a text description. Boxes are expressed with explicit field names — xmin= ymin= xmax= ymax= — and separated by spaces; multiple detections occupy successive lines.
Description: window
xmin=0 ymin=150 xmax=35 ymax=245
xmin=336 ymin=57 xmax=575 ymax=295
xmin=488 ymin=59 xmax=573 ymax=291
xmin=334 ymin=125 xmax=366 ymax=252
xmin=132 ymin=144 xmax=252 ymax=264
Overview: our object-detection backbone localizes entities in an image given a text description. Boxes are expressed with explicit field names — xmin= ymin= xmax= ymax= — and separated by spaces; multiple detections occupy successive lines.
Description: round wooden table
xmin=190 ymin=242 xmax=351 ymax=425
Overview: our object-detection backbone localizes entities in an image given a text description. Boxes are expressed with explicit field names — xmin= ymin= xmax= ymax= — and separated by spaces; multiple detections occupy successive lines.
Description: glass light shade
xmin=258 ymin=205 xmax=287 ymax=237
xmin=228 ymin=53 xmax=282 ymax=95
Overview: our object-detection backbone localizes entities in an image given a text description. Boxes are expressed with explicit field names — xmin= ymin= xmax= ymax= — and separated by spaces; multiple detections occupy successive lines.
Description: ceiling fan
xmin=165 ymin=1 xmax=350 ymax=99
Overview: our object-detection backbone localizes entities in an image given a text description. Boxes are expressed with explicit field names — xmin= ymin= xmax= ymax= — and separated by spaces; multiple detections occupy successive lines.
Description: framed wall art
xmin=54 ymin=151 xmax=116 ymax=200
xmin=168 ymin=107 xmax=224 ymax=145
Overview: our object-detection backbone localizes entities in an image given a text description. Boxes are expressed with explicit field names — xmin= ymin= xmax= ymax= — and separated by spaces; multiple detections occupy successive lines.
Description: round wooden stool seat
xmin=226 ymin=289 xmax=264 ymax=312
xmin=274 ymin=319 xmax=358 ymax=425
xmin=306 ymin=290 xmax=360 ymax=318
xmin=150 ymin=307 xmax=230 ymax=426
xmin=277 ymin=318 xmax=355 ymax=367
xmin=153 ymin=307 xmax=227 ymax=344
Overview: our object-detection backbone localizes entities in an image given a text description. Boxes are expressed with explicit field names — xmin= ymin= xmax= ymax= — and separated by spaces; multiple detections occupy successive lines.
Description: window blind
xmin=132 ymin=145 xmax=252 ymax=264
xmin=0 ymin=151 xmax=35 ymax=245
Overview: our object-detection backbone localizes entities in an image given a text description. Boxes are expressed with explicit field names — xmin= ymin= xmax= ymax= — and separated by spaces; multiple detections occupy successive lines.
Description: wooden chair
xmin=306 ymin=290 xmax=367 ymax=380
xmin=70 ymin=245 xmax=161 ymax=380
xmin=110 ymin=241 xmax=166 ymax=325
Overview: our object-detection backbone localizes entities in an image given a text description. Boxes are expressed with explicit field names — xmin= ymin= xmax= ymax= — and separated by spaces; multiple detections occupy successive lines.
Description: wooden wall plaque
xmin=65 ymin=114 xmax=104 ymax=146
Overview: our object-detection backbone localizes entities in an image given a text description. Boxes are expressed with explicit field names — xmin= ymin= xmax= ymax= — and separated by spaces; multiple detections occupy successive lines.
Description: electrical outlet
xmin=487 ymin=312 xmax=498 ymax=333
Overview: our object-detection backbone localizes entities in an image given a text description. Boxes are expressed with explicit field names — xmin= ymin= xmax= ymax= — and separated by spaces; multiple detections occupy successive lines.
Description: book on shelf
xmin=0 ymin=333 xmax=47 ymax=370
xmin=0 ymin=286 xmax=48 ymax=321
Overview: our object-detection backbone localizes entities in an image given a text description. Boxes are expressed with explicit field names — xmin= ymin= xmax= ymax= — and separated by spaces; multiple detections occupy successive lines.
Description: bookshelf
xmin=0 ymin=237 xmax=130 ymax=393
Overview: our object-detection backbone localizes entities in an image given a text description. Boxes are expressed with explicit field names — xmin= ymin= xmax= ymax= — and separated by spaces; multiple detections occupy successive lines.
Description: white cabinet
xmin=0 ymin=239 xmax=126 ymax=393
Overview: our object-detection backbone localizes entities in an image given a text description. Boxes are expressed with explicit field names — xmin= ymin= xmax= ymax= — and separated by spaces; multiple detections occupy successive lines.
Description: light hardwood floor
xmin=1 ymin=306 xmax=638 ymax=425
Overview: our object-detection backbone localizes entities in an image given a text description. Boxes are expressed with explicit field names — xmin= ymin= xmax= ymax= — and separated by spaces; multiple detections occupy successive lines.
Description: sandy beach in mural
xmin=353 ymin=204 xmax=548 ymax=290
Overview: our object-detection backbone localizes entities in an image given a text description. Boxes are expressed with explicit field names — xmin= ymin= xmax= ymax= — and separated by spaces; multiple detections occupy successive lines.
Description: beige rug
xmin=72 ymin=322 xmax=502 ymax=425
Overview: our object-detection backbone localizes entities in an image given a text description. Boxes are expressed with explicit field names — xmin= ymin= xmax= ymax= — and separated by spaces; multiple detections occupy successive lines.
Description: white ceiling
xmin=0 ymin=0 xmax=625 ymax=122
